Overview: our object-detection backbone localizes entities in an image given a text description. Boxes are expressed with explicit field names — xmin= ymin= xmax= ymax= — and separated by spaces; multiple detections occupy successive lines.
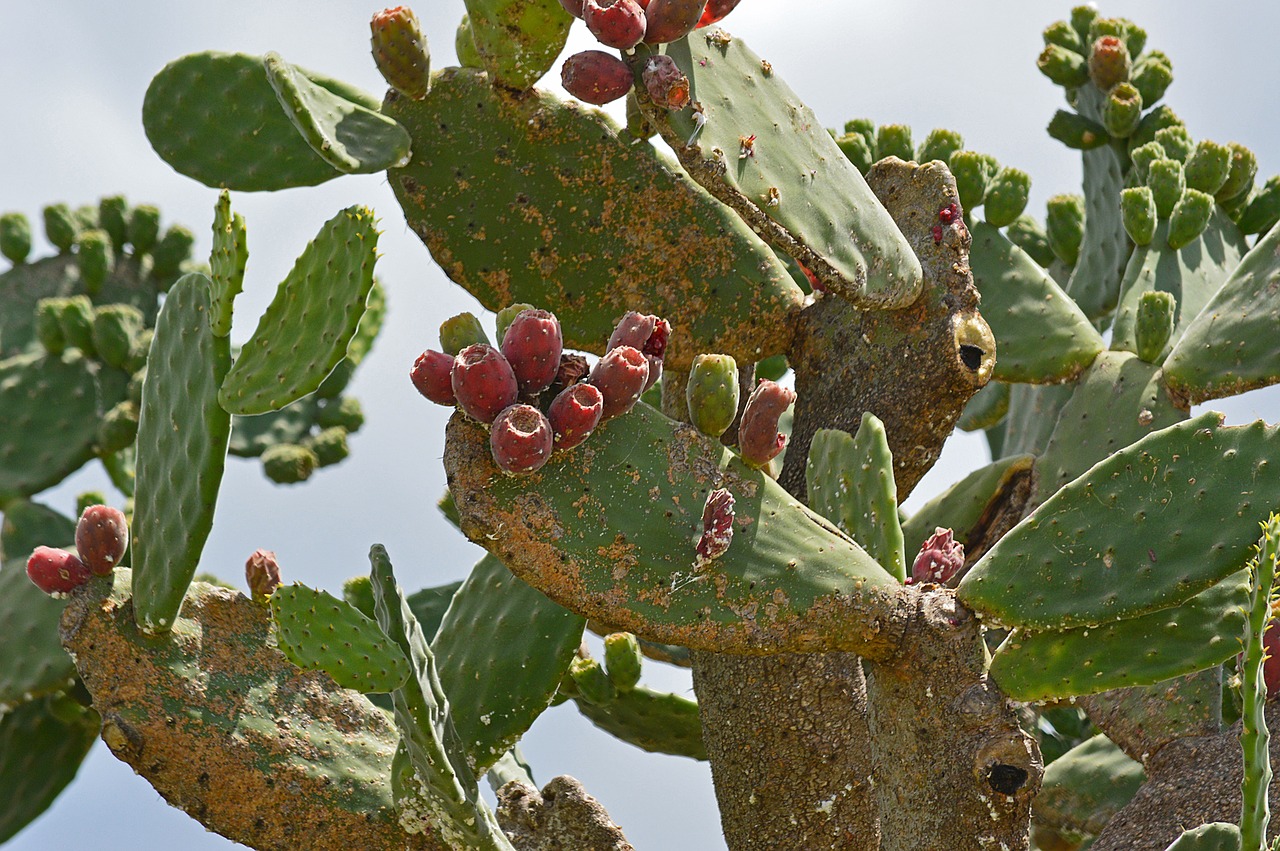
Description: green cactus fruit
xmin=72 ymin=204 xmax=98 ymax=232
xmin=1216 ymin=143 xmax=1258 ymax=206
xmin=1147 ymin=158 xmax=1185 ymax=219
xmin=1102 ymin=82 xmax=1143 ymax=139
xmin=261 ymin=443 xmax=319 ymax=484
xmin=370 ymin=6 xmax=431 ymax=100
xmin=455 ymin=14 xmax=482 ymax=67
xmin=836 ymin=132 xmax=875 ymax=175
xmin=1047 ymin=110 xmax=1109 ymax=151
xmin=916 ymin=128 xmax=964 ymax=166
xmin=42 ymin=203 xmax=77 ymax=253
xmin=0 ymin=212 xmax=32 ymax=264
xmin=1183 ymin=140 xmax=1232 ymax=195
xmin=983 ymin=167 xmax=1032 ymax=228
xmin=125 ymin=331 xmax=151 ymax=374
xmin=55 ymin=295 xmax=95 ymax=355
xmin=1127 ymin=104 xmax=1183 ymax=153
xmin=1153 ymin=125 xmax=1193 ymax=163
xmin=149 ymin=225 xmax=195 ymax=279
xmin=1087 ymin=35 xmax=1130 ymax=89
xmin=570 ymin=657 xmax=618 ymax=705
xmin=1129 ymin=141 xmax=1167 ymax=184
xmin=1004 ymin=214 xmax=1055 ymax=268
xmin=494 ymin=303 xmax=536 ymax=347
xmin=948 ymin=150 xmax=996 ymax=210
xmin=1134 ymin=290 xmax=1176 ymax=364
xmin=97 ymin=196 xmax=129 ymax=251
xmin=75 ymin=491 xmax=108 ymax=517
xmin=439 ymin=311 xmax=490 ymax=356
xmin=1131 ymin=52 xmax=1174 ymax=107
xmin=34 ymin=299 xmax=65 ymax=354
xmin=75 ymin=229 xmax=112 ymax=295
xmin=1037 ymin=44 xmax=1088 ymax=88
xmin=1120 ymin=186 xmax=1158 ymax=245
xmin=1167 ymin=188 xmax=1215 ymax=250
xmin=875 ymin=124 xmax=913 ymax=163
xmin=1163 ymin=823 xmax=1243 ymax=851
xmin=1122 ymin=23 xmax=1148 ymax=58
xmin=91 ymin=304 xmax=144 ymax=369
xmin=209 ymin=191 xmax=247 ymax=338
xmin=127 ymin=205 xmax=160 ymax=253
xmin=1045 ymin=194 xmax=1086 ymax=267
xmin=1069 ymin=5 xmax=1098 ymax=42
xmin=686 ymin=353 xmax=739 ymax=439
xmin=97 ymin=401 xmax=140 ymax=455
xmin=1236 ymin=175 xmax=1280 ymax=235
xmin=317 ymin=395 xmax=365 ymax=432
xmin=603 ymin=633 xmax=643 ymax=692
xmin=1042 ymin=20 xmax=1083 ymax=53
xmin=1086 ymin=16 xmax=1128 ymax=43
xmin=305 ymin=426 xmax=350 ymax=467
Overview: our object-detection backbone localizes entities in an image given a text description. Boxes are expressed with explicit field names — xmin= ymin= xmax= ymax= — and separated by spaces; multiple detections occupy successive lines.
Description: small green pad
xmin=573 ymin=684 xmax=707 ymax=761
xmin=988 ymin=568 xmax=1249 ymax=701
xmin=209 ymin=190 xmax=247 ymax=337
xmin=132 ymin=274 xmax=232 ymax=633
xmin=228 ymin=398 xmax=319 ymax=457
xmin=0 ymin=254 xmax=79 ymax=359
xmin=463 ymin=0 xmax=571 ymax=90
xmin=900 ymin=454 xmax=1035 ymax=558
xmin=0 ymin=556 xmax=77 ymax=706
xmin=1163 ymin=823 xmax=1243 ymax=851
xmin=0 ymin=694 xmax=98 ymax=843
xmin=218 ymin=206 xmax=378 ymax=415
xmin=263 ymin=52 xmax=411 ymax=175
xmin=270 ymin=583 xmax=411 ymax=694
xmin=959 ymin=413 xmax=1280 ymax=630
xmin=1033 ymin=734 xmax=1145 ymax=838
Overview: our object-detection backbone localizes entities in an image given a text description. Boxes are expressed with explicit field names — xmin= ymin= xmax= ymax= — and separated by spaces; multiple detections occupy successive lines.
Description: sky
xmin=4 ymin=2 xmax=1280 ymax=849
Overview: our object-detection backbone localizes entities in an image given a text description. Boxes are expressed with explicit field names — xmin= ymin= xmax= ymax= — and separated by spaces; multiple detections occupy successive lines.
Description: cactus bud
xmin=1129 ymin=141 xmax=1167 ymax=184
xmin=410 ymin=349 xmax=457 ymax=406
xmin=1120 ymin=187 xmax=1157 ymax=246
xmin=1216 ymin=143 xmax=1258 ymax=207
xmin=562 ymin=50 xmax=634 ymax=106
xmin=1153 ymin=126 xmax=1192 ymax=163
xmin=150 ymin=225 xmax=195 ymax=279
xmin=1131 ymin=52 xmax=1173 ymax=107
xmin=1047 ymin=110 xmax=1108 ymax=151
xmin=56 ymin=296 xmax=96 ymax=356
xmin=1036 ymin=45 xmax=1088 ymax=88
xmin=1069 ymin=5 xmax=1098 ymax=43
xmin=1088 ymin=36 xmax=1130 ymax=90
xmin=949 ymin=150 xmax=997 ymax=210
xmin=1183 ymin=141 xmax=1232 ymax=196
xmin=75 ymin=504 xmax=129 ymax=576
xmin=317 ymin=396 xmax=365 ymax=432
xmin=570 ymin=657 xmax=617 ymax=705
xmin=1237 ymin=176 xmax=1280 ymax=236
xmin=641 ymin=54 xmax=689 ymax=110
xmin=1045 ymin=194 xmax=1085 ymax=267
xmin=439 ymin=311 xmax=490 ymax=356
xmin=76 ymin=229 xmax=112 ymax=296
xmin=1006 ymin=214 xmax=1056 ymax=268
xmin=261 ymin=443 xmax=319 ymax=484
xmin=490 ymin=403 xmax=554 ymax=475
xmin=35 ymin=299 xmax=65 ymax=355
xmin=92 ymin=304 xmax=144 ymax=369
xmin=1102 ymin=83 xmax=1143 ymax=139
xmin=127 ymin=204 xmax=161 ymax=253
xmin=43 ymin=203 xmax=78 ymax=253
xmin=371 ymin=7 xmax=432 ymax=100
xmin=875 ymin=124 xmax=913 ymax=164
xmin=983 ymin=168 xmax=1032 ymax=228
xmin=97 ymin=196 xmax=128 ymax=251
xmin=910 ymin=527 xmax=965 ymax=585
xmin=455 ymin=15 xmax=482 ymax=68
xmin=589 ymin=345 xmax=649 ymax=421
xmin=98 ymin=401 xmax=140 ymax=454
xmin=27 ymin=546 xmax=92 ymax=596
xmin=452 ymin=343 xmax=519 ymax=424
xmin=501 ymin=308 xmax=564 ymax=395
xmin=836 ymin=132 xmax=874 ymax=174
xmin=695 ymin=487 xmax=735 ymax=566
xmin=1146 ymin=159 xmax=1185 ymax=219
xmin=916 ymin=128 xmax=964 ymax=167
xmin=584 ymin=0 xmax=647 ymax=50
xmin=0 ymin=212 xmax=32 ymax=264
xmin=607 ymin=311 xmax=669 ymax=391
xmin=245 ymin=548 xmax=282 ymax=602
xmin=495 ymin=302 xmax=537 ymax=346
xmin=643 ymin=0 xmax=703 ymax=44
xmin=603 ymin=633 xmax=643 ymax=691
xmin=1134 ymin=290 xmax=1176 ymax=364
xmin=737 ymin=380 xmax=795 ymax=470
xmin=1167 ymin=188 xmax=1214 ymax=250
xmin=1042 ymin=20 xmax=1083 ymax=53
xmin=686 ymin=354 xmax=740 ymax=439
xmin=306 ymin=426 xmax=351 ymax=467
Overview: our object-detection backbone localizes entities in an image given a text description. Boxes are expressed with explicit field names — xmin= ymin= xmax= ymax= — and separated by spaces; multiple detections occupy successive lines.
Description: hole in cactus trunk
xmin=959 ymin=344 xmax=985 ymax=371
xmin=986 ymin=763 xmax=1028 ymax=795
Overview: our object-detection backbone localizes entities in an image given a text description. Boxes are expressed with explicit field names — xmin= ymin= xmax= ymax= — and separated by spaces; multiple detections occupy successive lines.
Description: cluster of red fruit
xmin=27 ymin=505 xmax=129 ymax=596
xmin=412 ymin=308 xmax=670 ymax=476
xmin=557 ymin=0 xmax=742 ymax=106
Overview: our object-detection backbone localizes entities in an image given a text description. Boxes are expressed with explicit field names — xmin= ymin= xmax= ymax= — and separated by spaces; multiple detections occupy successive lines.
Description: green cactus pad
xmin=344 ymin=575 xmax=464 ymax=642
xmin=646 ymin=34 xmax=923 ymax=310
xmin=0 ymin=693 xmax=98 ymax=844
xmin=0 ymin=555 xmax=78 ymax=706
xmin=806 ymin=417 xmax=906 ymax=582
xmin=959 ymin=413 xmax=1280 ymax=630
xmin=228 ymin=397 xmax=319 ymax=457
xmin=218 ymin=206 xmax=378 ymax=415
xmin=270 ymin=583 xmax=411 ymax=693
xmin=967 ymin=220 xmax=1103 ymax=384
xmin=0 ymin=254 xmax=79 ymax=359
xmin=1163 ymin=823 xmax=1243 ymax=851
xmin=1 ymin=498 xmax=75 ymax=561
xmin=1164 ymin=220 xmax=1280 ymax=404
xmin=900 ymin=454 xmax=1035 ymax=561
xmin=988 ymin=568 xmax=1249 ymax=701
xmin=143 ymin=52 xmax=383 ymax=192
xmin=463 ymin=0 xmax=571 ymax=90
xmin=386 ymin=67 xmax=801 ymax=369
xmin=956 ymin=381 xmax=1010 ymax=432
xmin=263 ymin=52 xmax=411 ymax=176
xmin=132 ymin=274 xmax=232 ymax=633
xmin=573 ymin=684 xmax=707 ymax=761
xmin=1032 ymin=734 xmax=1145 ymax=838
xmin=209 ymin=191 xmax=246 ymax=337
xmin=318 ymin=280 xmax=386 ymax=400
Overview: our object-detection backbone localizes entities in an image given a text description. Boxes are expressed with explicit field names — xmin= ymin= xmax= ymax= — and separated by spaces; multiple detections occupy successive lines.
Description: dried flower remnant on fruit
xmin=910 ymin=527 xmax=965 ymax=585
xmin=642 ymin=55 xmax=690 ymax=110
xmin=695 ymin=488 xmax=735 ymax=567
xmin=246 ymin=549 xmax=282 ymax=601
xmin=607 ymin=311 xmax=669 ymax=390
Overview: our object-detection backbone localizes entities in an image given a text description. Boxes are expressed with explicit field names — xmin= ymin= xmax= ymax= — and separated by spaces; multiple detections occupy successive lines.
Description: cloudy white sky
xmin=4 ymin=2 xmax=1280 ymax=849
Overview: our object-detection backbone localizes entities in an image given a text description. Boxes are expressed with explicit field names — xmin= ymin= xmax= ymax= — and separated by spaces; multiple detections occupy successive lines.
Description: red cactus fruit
xmin=27 ymin=546 xmax=92 ymax=596
xmin=370 ymin=7 xmax=432 ymax=100
xmin=643 ymin=0 xmax=704 ymax=44
xmin=245 ymin=548 xmax=282 ymax=601
xmin=584 ymin=0 xmax=647 ymax=50
xmin=452 ymin=344 xmax=519 ymax=424
xmin=607 ymin=311 xmax=670 ymax=390
xmin=1088 ymin=36 xmax=1131 ymax=90
xmin=562 ymin=50 xmax=635 ymax=106
xmin=410 ymin=349 xmax=457 ymax=405
xmin=548 ymin=382 xmax=604 ymax=450
xmin=697 ymin=0 xmax=742 ymax=27
xmin=641 ymin=55 xmax=690 ymax=110
xmin=589 ymin=345 xmax=650 ymax=421
xmin=695 ymin=488 xmax=735 ymax=566
xmin=910 ymin=527 xmax=966 ymax=585
xmin=500 ymin=309 xmax=564 ymax=395
xmin=74 ymin=504 xmax=128 ymax=576
xmin=798 ymin=261 xmax=827 ymax=293
xmin=490 ymin=404 xmax=555 ymax=475
xmin=737 ymin=379 xmax=796 ymax=468
xmin=1264 ymin=619 xmax=1280 ymax=699
xmin=559 ymin=0 xmax=586 ymax=17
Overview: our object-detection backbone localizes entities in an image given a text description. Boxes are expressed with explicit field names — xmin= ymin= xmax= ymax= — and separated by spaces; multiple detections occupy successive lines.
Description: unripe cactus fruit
xmin=306 ymin=426 xmax=351 ymax=467
xmin=317 ymin=396 xmax=365 ymax=432
xmin=698 ymin=0 xmax=742 ymax=27
xmin=1042 ymin=20 xmax=1083 ymax=53
xmin=1167 ymin=188 xmax=1214 ymax=250
xmin=562 ymin=50 xmax=634 ymax=106
xmin=35 ymin=299 xmax=65 ymax=355
xmin=150 ymin=225 xmax=195 ymax=279
xmin=875 ymin=124 xmax=913 ymax=164
xmin=490 ymin=404 xmax=554 ymax=475
xmin=686 ymin=353 xmax=739 ymax=438
xmin=547 ymin=382 xmax=604 ymax=450
xmin=1216 ymin=143 xmax=1258 ymax=206
xmin=1146 ymin=158 xmax=1185 ymax=219
xmin=1237 ymin=176 xmax=1280 ymax=236
xmin=43 ymin=203 xmax=78 ymax=253
xmin=983 ymin=168 xmax=1031 ymax=228
xmin=949 ymin=151 xmax=997 ymax=209
xmin=695 ymin=487 xmax=735 ymax=566
xmin=1135 ymin=290 xmax=1176 ymax=364
xmin=607 ymin=311 xmax=670 ymax=390
xmin=261 ymin=443 xmax=319 ymax=484
xmin=92 ymin=304 xmax=144 ymax=370
xmin=98 ymin=401 xmax=140 ymax=454
xmin=1046 ymin=194 xmax=1086 ymax=266
xmin=452 ymin=344 xmax=519 ymax=424
xmin=643 ymin=0 xmax=703 ymax=44
xmin=495 ymin=302 xmax=537 ymax=346
xmin=1184 ymin=141 xmax=1232 ymax=195
xmin=1088 ymin=35 xmax=1130 ymax=90
xmin=641 ymin=55 xmax=690 ymax=110
xmin=439 ymin=311 xmax=490 ymax=355
xmin=98 ymin=195 xmax=128 ymax=250
xmin=1120 ymin=187 xmax=1157 ymax=246
xmin=1070 ymin=5 xmax=1098 ymax=42
xmin=27 ymin=546 xmax=92 ymax=596
xmin=584 ymin=0 xmax=647 ymax=50
xmin=837 ymin=132 xmax=874 ymax=174
xmin=916 ymin=128 xmax=964 ymax=167
xmin=589 ymin=345 xmax=649 ymax=421
xmin=570 ymin=657 xmax=617 ymax=705
xmin=0 ymin=211 xmax=32 ymax=263
xmin=74 ymin=504 xmax=129 ymax=576
xmin=1131 ymin=51 xmax=1173 ymax=107
xmin=57 ymin=296 xmax=96 ymax=356
xmin=1129 ymin=141 xmax=1166 ymax=184
xmin=603 ymin=633 xmax=643 ymax=691
xmin=370 ymin=6 xmax=432 ymax=100
xmin=501 ymin=308 xmax=564 ymax=395
xmin=128 ymin=204 xmax=161 ymax=253
xmin=1036 ymin=44 xmax=1088 ymax=88
xmin=410 ymin=349 xmax=457 ymax=406
xmin=910 ymin=527 xmax=965 ymax=585
xmin=1102 ymin=83 xmax=1143 ymax=139
xmin=76 ymin=229 xmax=112 ymax=295
xmin=1154 ymin=126 xmax=1193 ymax=163
xmin=245 ymin=548 xmax=282 ymax=602
xmin=737 ymin=380 xmax=796 ymax=469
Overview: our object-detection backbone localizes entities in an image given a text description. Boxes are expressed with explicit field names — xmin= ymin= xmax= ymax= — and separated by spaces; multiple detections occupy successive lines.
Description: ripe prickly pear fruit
xmin=737 ymin=380 xmax=795 ymax=470
xmin=245 ymin=548 xmax=282 ymax=602
xmin=643 ymin=0 xmax=703 ymax=44
xmin=589 ymin=345 xmax=649 ymax=421
xmin=439 ymin=311 xmax=490 ymax=355
xmin=686 ymin=354 xmax=739 ymax=439
xmin=27 ymin=546 xmax=92 ymax=596
xmin=584 ymin=0 xmax=647 ymax=50
xmin=75 ymin=504 xmax=129 ymax=576
xmin=910 ymin=527 xmax=965 ymax=585
xmin=411 ymin=349 xmax=457 ymax=406
xmin=1167 ymin=188 xmax=1214 ymax=250
xmin=371 ymin=6 xmax=432 ymax=100
xmin=695 ymin=487 xmax=735 ymax=566
xmin=558 ymin=0 xmax=586 ymax=18
xmin=452 ymin=344 xmax=519 ymax=424
xmin=562 ymin=50 xmax=634 ymax=106
xmin=641 ymin=54 xmax=689 ymax=110
xmin=548 ymin=382 xmax=604 ymax=450
xmin=495 ymin=302 xmax=537 ymax=346
xmin=1088 ymin=35 xmax=1130 ymax=89
xmin=697 ymin=0 xmax=742 ymax=27
xmin=1120 ymin=187 xmax=1157 ymax=246
xmin=1264 ymin=620 xmax=1280 ymax=699
xmin=490 ymin=404 xmax=555 ymax=475
xmin=501 ymin=308 xmax=564 ymax=395
xmin=607 ymin=311 xmax=670 ymax=390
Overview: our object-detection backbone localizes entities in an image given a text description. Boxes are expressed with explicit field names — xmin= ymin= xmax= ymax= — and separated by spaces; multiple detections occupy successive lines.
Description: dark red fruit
xmin=27 ymin=546 xmax=92 ymax=595
xmin=589 ymin=345 xmax=650 ymax=420
xmin=559 ymin=0 xmax=586 ymax=17
xmin=798 ymin=262 xmax=827 ymax=293
xmin=1264 ymin=619 xmax=1280 ymax=699
xmin=584 ymin=0 xmax=647 ymax=50
xmin=500 ymin=309 xmax=563 ymax=395
xmin=643 ymin=0 xmax=704 ymax=44
xmin=490 ymin=404 xmax=555 ymax=475
xmin=410 ymin=349 xmax=457 ymax=405
xmin=452 ymin=344 xmax=519 ymax=424
xmin=910 ymin=527 xmax=966 ymax=585
xmin=737 ymin=379 xmax=796 ymax=469
xmin=245 ymin=548 xmax=282 ymax=601
xmin=607 ymin=311 xmax=669 ymax=391
xmin=697 ymin=0 xmax=742 ymax=27
xmin=74 ymin=504 xmax=128 ymax=576
xmin=548 ymin=383 xmax=604 ymax=449
xmin=932 ymin=224 xmax=944 ymax=244
xmin=641 ymin=55 xmax=689 ymax=110
xmin=695 ymin=488 xmax=735 ymax=566
xmin=562 ymin=50 xmax=635 ymax=106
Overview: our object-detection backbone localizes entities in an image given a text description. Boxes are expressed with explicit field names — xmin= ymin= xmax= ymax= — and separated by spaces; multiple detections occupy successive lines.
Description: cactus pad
xmin=1163 ymin=823 xmax=1243 ymax=850
xmin=900 ymin=454 xmax=1035 ymax=560
xmin=209 ymin=190 xmax=246 ymax=337
xmin=573 ymin=683 xmax=707 ymax=760
xmin=0 ymin=555 xmax=78 ymax=706
xmin=0 ymin=254 xmax=79 ymax=358
xmin=1033 ymin=734 xmax=1145 ymax=838
xmin=463 ymin=0 xmax=571 ymax=90
xmin=0 ymin=693 xmax=98 ymax=843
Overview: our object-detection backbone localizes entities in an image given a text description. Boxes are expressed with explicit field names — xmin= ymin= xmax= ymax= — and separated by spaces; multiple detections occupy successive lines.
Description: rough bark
xmin=497 ymin=776 xmax=635 ymax=851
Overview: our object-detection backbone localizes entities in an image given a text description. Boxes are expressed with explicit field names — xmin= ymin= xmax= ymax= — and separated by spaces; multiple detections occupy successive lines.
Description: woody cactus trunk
xmin=7 ymin=4 xmax=1280 ymax=850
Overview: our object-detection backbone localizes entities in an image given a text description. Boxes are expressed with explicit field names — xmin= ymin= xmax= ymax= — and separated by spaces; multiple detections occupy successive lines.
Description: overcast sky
xmin=5 ymin=2 xmax=1280 ymax=849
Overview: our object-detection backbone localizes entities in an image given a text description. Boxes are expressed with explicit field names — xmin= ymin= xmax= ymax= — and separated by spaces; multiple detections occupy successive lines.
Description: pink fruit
xmin=1264 ymin=620 xmax=1280 ymax=699
xmin=490 ymin=404 xmax=555 ymax=475
xmin=697 ymin=0 xmax=742 ymax=27
xmin=737 ymin=379 xmax=796 ymax=468
xmin=245 ymin=548 xmax=282 ymax=601
xmin=910 ymin=527 xmax=966 ymax=585
xmin=27 ymin=546 xmax=92 ymax=595
xmin=585 ymin=0 xmax=647 ymax=50
xmin=1088 ymin=36 xmax=1130 ymax=90
xmin=452 ymin=344 xmax=519 ymax=424
xmin=500 ymin=309 xmax=564 ymax=395
xmin=695 ymin=488 xmax=735 ymax=566
xmin=641 ymin=55 xmax=690 ymax=110
xmin=589 ymin=346 xmax=650 ymax=421
xmin=559 ymin=0 xmax=586 ymax=17
xmin=607 ymin=311 xmax=670 ymax=390
xmin=370 ymin=6 xmax=431 ymax=100
xmin=562 ymin=50 xmax=635 ymax=106
xmin=74 ymin=504 xmax=128 ymax=576
xmin=548 ymin=382 xmax=604 ymax=449
xmin=643 ymin=0 xmax=704 ymax=44
xmin=410 ymin=349 xmax=457 ymax=405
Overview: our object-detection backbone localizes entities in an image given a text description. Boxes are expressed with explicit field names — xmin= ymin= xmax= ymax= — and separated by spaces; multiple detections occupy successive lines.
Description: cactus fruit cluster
xmin=9 ymin=4 xmax=1280 ymax=850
